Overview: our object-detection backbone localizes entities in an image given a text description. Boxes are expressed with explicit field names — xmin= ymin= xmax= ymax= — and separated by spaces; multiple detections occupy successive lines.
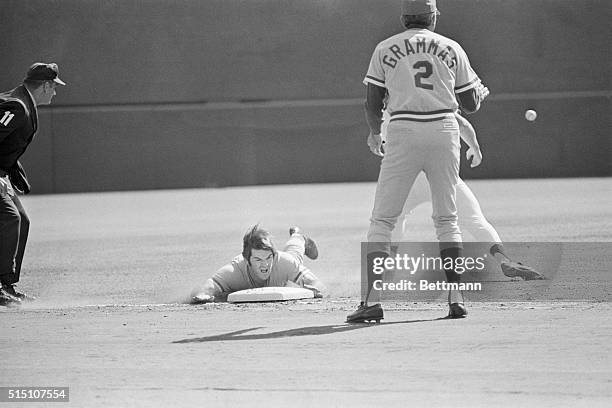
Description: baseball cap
xmin=401 ymin=0 xmax=437 ymax=15
xmin=25 ymin=62 xmax=66 ymax=85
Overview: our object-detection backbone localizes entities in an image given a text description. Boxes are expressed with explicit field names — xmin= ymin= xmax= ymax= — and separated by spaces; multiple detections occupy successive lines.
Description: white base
xmin=227 ymin=287 xmax=314 ymax=303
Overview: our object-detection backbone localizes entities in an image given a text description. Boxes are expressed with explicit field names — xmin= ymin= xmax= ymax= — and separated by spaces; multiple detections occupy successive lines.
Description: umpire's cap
xmin=401 ymin=0 xmax=437 ymax=15
xmin=25 ymin=62 xmax=66 ymax=85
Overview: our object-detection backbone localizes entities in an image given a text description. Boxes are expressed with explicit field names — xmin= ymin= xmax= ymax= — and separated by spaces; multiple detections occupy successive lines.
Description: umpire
xmin=0 ymin=62 xmax=65 ymax=306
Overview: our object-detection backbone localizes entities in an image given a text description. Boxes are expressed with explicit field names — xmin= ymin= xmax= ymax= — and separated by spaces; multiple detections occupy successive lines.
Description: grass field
xmin=1 ymin=178 xmax=611 ymax=407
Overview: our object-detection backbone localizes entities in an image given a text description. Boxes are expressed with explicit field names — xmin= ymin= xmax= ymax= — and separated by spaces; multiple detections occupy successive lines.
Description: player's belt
xmin=389 ymin=109 xmax=454 ymax=122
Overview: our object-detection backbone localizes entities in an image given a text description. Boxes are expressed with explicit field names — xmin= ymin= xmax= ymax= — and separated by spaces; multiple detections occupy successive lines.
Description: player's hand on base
xmin=466 ymin=146 xmax=482 ymax=167
xmin=367 ymin=132 xmax=384 ymax=157
xmin=191 ymin=293 xmax=215 ymax=304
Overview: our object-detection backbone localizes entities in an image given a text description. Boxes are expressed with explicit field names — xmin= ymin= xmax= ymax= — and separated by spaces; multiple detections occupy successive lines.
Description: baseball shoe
xmin=501 ymin=261 xmax=545 ymax=281
xmin=448 ymin=303 xmax=467 ymax=318
xmin=346 ymin=302 xmax=384 ymax=323
xmin=0 ymin=287 xmax=22 ymax=307
xmin=2 ymin=284 xmax=35 ymax=302
xmin=289 ymin=226 xmax=318 ymax=260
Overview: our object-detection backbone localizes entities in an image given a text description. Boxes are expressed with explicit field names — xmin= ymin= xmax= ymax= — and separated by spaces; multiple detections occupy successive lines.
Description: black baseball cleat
xmin=448 ymin=303 xmax=467 ymax=318
xmin=2 ymin=284 xmax=35 ymax=302
xmin=289 ymin=226 xmax=319 ymax=260
xmin=346 ymin=302 xmax=384 ymax=323
xmin=447 ymin=290 xmax=467 ymax=318
xmin=501 ymin=261 xmax=545 ymax=281
xmin=0 ymin=287 xmax=22 ymax=307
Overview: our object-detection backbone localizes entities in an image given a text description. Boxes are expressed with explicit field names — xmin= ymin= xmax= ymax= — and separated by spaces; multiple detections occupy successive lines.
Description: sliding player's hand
xmin=191 ymin=293 xmax=215 ymax=304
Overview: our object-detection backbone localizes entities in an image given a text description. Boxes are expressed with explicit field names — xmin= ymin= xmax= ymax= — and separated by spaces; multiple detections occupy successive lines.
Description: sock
xmin=364 ymin=251 xmax=388 ymax=305
xmin=441 ymin=247 xmax=465 ymax=304
xmin=490 ymin=243 xmax=509 ymax=259
xmin=440 ymin=247 xmax=462 ymax=283
xmin=490 ymin=243 xmax=513 ymax=264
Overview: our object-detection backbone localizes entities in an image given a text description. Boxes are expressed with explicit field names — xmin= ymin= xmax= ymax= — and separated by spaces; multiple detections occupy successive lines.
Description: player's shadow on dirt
xmin=173 ymin=318 xmax=444 ymax=344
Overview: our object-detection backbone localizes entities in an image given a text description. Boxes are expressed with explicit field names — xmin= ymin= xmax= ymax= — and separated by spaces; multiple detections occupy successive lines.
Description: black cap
xmin=25 ymin=62 xmax=66 ymax=85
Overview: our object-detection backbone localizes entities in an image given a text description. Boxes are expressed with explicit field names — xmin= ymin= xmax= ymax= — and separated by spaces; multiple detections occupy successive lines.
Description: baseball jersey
xmin=0 ymin=86 xmax=38 ymax=172
xmin=364 ymin=28 xmax=480 ymax=122
xmin=211 ymin=251 xmax=315 ymax=294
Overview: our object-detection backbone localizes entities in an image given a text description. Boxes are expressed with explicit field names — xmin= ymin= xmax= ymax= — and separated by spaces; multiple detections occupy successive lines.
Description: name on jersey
xmin=382 ymin=37 xmax=457 ymax=69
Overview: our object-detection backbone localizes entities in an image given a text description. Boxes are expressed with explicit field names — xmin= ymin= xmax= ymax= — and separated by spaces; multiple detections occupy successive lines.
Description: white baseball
xmin=525 ymin=109 xmax=537 ymax=121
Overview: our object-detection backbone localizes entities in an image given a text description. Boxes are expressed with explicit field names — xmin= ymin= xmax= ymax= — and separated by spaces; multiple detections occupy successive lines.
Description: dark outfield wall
xmin=1 ymin=0 xmax=610 ymax=193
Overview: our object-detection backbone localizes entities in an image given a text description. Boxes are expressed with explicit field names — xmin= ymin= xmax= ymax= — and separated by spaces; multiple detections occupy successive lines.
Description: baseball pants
xmin=283 ymin=233 xmax=307 ymax=265
xmin=367 ymin=118 xmax=462 ymax=254
xmin=0 ymin=187 xmax=29 ymax=285
xmin=396 ymin=173 xmax=502 ymax=243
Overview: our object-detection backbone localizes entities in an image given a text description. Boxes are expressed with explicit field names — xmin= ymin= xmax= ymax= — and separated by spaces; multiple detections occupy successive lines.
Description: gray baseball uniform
xmin=364 ymin=27 xmax=483 ymax=253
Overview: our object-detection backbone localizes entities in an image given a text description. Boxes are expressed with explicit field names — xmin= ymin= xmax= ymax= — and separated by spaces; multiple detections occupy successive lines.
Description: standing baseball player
xmin=392 ymin=112 xmax=545 ymax=281
xmin=0 ymin=62 xmax=65 ymax=306
xmin=347 ymin=0 xmax=488 ymax=322
xmin=190 ymin=225 xmax=326 ymax=303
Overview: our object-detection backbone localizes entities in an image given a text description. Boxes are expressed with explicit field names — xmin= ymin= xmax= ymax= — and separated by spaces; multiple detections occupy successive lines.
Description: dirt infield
xmin=1 ymin=179 xmax=611 ymax=407
xmin=2 ymin=301 xmax=611 ymax=407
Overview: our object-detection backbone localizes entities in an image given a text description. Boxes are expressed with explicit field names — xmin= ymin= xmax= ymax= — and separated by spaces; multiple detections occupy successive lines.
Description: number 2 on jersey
xmin=413 ymin=61 xmax=433 ymax=90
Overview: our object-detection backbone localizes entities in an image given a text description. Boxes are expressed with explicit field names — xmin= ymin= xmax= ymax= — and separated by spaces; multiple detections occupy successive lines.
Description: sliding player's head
xmin=242 ymin=224 xmax=277 ymax=280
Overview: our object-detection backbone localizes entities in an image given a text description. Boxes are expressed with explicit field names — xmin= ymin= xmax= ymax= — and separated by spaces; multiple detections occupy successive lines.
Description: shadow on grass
xmin=173 ymin=317 xmax=446 ymax=343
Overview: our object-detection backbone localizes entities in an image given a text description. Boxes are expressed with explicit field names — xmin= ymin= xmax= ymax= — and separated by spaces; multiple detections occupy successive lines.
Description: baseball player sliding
xmin=391 ymin=112 xmax=545 ymax=280
xmin=348 ymin=0 xmax=489 ymax=323
xmin=190 ymin=225 xmax=326 ymax=303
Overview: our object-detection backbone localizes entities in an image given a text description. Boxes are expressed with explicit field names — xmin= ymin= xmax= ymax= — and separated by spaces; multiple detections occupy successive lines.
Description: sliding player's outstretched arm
xmin=190 ymin=279 xmax=217 ymax=303
xmin=190 ymin=264 xmax=234 ymax=303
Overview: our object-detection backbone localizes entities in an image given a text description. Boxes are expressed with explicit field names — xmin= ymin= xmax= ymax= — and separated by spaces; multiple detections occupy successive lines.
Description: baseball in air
xmin=525 ymin=109 xmax=537 ymax=121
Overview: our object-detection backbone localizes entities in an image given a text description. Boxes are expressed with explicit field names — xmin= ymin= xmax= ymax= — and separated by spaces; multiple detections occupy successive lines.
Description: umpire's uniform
xmin=0 ymin=84 xmax=37 ymax=289
xmin=1 ymin=63 xmax=64 ymax=304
